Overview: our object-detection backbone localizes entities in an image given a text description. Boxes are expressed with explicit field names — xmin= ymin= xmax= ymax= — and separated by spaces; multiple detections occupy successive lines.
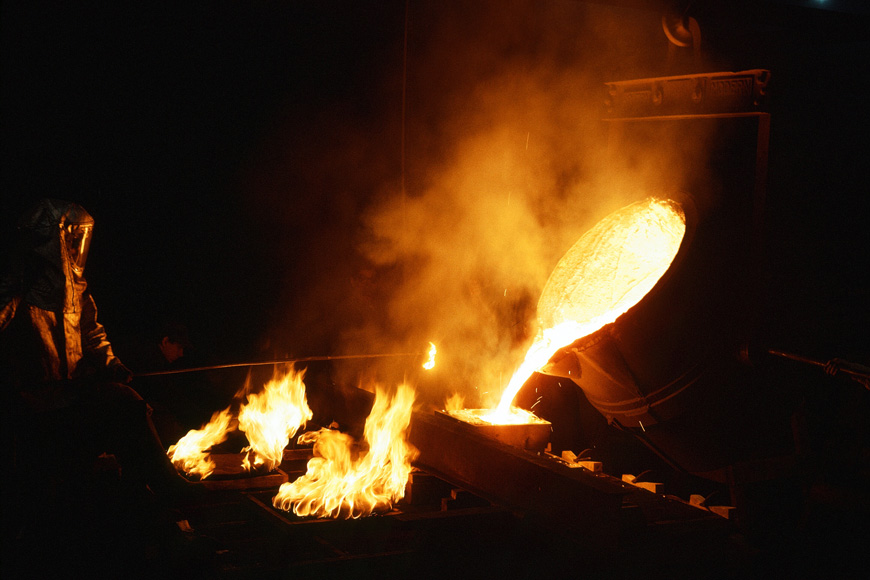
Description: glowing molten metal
xmin=487 ymin=197 xmax=686 ymax=423
xmin=272 ymin=384 xmax=418 ymax=519
xmin=239 ymin=365 xmax=313 ymax=472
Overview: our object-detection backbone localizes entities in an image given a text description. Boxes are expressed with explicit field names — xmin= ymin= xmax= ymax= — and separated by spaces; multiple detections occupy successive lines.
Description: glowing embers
xmin=273 ymin=384 xmax=418 ymax=519
xmin=490 ymin=197 xmax=686 ymax=421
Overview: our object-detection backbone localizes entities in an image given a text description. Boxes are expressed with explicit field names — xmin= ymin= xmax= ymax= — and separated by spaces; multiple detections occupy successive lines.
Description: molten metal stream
xmin=487 ymin=198 xmax=686 ymax=423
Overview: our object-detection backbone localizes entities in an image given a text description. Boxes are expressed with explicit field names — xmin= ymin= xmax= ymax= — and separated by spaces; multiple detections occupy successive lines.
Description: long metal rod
xmin=767 ymin=349 xmax=826 ymax=368
xmin=767 ymin=349 xmax=870 ymax=383
xmin=135 ymin=352 xmax=423 ymax=377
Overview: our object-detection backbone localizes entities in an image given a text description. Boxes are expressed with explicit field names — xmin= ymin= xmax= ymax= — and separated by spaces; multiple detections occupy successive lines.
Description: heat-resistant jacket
xmin=0 ymin=199 xmax=125 ymax=408
xmin=1 ymin=292 xmax=120 ymax=385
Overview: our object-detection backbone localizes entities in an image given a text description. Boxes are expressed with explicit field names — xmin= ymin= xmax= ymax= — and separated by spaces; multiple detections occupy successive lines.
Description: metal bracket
xmin=605 ymin=70 xmax=771 ymax=119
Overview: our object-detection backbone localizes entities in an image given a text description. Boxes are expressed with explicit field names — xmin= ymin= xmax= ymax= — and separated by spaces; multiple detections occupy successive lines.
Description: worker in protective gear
xmin=0 ymin=199 xmax=192 ymax=511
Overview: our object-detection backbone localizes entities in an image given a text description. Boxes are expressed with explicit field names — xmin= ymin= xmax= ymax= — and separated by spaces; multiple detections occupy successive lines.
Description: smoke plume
xmin=248 ymin=1 xmax=708 ymax=409
xmin=339 ymin=0 xmax=683 ymax=407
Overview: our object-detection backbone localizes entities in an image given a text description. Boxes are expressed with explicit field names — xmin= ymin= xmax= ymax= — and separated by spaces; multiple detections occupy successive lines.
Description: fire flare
xmin=239 ymin=365 xmax=313 ymax=472
xmin=167 ymin=407 xmax=235 ymax=479
xmin=272 ymin=383 xmax=418 ymax=519
xmin=423 ymin=341 xmax=437 ymax=370
xmin=487 ymin=197 xmax=686 ymax=423
xmin=168 ymin=365 xmax=313 ymax=478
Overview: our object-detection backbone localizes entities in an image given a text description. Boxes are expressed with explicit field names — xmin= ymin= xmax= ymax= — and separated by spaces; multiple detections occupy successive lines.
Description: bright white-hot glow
xmin=272 ymin=384 xmax=418 ymax=519
xmin=488 ymin=198 xmax=686 ymax=422
xmin=238 ymin=366 xmax=313 ymax=472
xmin=485 ymin=320 xmax=593 ymax=422
xmin=167 ymin=407 xmax=234 ymax=479
xmin=451 ymin=406 xmax=547 ymax=426
xmin=168 ymin=365 xmax=312 ymax=478
xmin=423 ymin=342 xmax=437 ymax=370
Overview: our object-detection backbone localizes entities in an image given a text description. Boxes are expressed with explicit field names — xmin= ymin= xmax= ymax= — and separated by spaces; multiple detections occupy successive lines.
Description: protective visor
xmin=64 ymin=222 xmax=92 ymax=274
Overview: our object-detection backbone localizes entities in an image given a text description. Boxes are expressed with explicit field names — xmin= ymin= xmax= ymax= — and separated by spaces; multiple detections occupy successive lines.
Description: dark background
xmin=2 ymin=0 xmax=868 ymax=372
xmin=2 ymin=1 xmax=410 ymax=364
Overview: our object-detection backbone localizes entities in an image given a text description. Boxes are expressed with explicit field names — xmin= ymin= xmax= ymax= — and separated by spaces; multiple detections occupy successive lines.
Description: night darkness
xmin=2 ymin=0 xmax=868 ymax=375
xmin=3 ymin=2 xmax=409 ymax=363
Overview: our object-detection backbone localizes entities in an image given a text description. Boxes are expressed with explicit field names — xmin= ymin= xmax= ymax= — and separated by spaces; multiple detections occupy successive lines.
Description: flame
xmin=167 ymin=365 xmax=312 ymax=478
xmin=444 ymin=392 xmax=465 ymax=412
xmin=272 ymin=383 xmax=418 ymax=519
xmin=238 ymin=365 xmax=313 ymax=472
xmin=422 ymin=341 xmax=437 ymax=370
xmin=487 ymin=198 xmax=686 ymax=423
xmin=167 ymin=407 xmax=235 ymax=479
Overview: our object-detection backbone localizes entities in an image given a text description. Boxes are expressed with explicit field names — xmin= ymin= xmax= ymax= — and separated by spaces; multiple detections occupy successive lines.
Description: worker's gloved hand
xmin=824 ymin=358 xmax=870 ymax=390
xmin=824 ymin=358 xmax=844 ymax=376
xmin=109 ymin=360 xmax=134 ymax=384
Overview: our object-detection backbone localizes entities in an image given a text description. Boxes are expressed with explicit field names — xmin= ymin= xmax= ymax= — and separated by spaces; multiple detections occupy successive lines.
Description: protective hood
xmin=12 ymin=199 xmax=94 ymax=312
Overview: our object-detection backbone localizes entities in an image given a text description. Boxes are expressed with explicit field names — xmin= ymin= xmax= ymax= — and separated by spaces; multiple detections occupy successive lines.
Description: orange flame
xmin=167 ymin=407 xmax=235 ymax=479
xmin=238 ymin=365 xmax=313 ymax=472
xmin=272 ymin=383 xmax=418 ymax=519
xmin=487 ymin=198 xmax=686 ymax=423
xmin=444 ymin=392 xmax=465 ymax=412
xmin=422 ymin=341 xmax=437 ymax=370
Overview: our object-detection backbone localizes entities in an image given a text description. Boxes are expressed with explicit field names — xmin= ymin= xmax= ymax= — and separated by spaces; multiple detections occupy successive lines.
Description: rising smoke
xmin=251 ymin=0 xmax=707 ymax=409
xmin=343 ymin=1 xmax=689 ymax=407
